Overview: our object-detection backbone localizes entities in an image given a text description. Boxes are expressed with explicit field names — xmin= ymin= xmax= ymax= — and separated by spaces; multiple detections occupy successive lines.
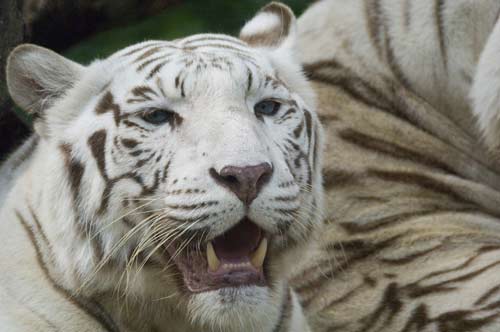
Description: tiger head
xmin=6 ymin=2 xmax=323 ymax=331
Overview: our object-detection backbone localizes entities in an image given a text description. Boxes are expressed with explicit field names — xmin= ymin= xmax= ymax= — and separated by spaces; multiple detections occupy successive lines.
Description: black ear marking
xmin=239 ymin=2 xmax=296 ymax=48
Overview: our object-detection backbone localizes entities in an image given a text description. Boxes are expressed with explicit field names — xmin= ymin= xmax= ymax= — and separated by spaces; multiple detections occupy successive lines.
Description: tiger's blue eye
xmin=141 ymin=108 xmax=174 ymax=125
xmin=254 ymin=100 xmax=281 ymax=116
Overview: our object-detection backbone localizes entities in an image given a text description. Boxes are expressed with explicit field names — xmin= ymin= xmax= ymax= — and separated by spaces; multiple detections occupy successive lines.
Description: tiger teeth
xmin=251 ymin=238 xmax=268 ymax=269
xmin=207 ymin=242 xmax=220 ymax=272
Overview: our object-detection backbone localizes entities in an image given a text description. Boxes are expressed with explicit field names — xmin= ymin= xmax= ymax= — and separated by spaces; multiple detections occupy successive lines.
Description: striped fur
xmin=298 ymin=0 xmax=500 ymax=147
xmin=294 ymin=1 xmax=500 ymax=331
xmin=0 ymin=3 xmax=320 ymax=332
xmin=5 ymin=1 xmax=500 ymax=331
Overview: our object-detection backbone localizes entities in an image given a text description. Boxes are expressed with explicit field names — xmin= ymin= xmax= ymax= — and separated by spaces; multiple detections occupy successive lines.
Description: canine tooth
xmin=207 ymin=242 xmax=220 ymax=272
xmin=251 ymin=238 xmax=268 ymax=269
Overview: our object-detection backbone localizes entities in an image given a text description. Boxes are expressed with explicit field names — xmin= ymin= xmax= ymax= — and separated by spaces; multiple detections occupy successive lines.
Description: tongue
xmin=212 ymin=218 xmax=261 ymax=261
xmin=165 ymin=218 xmax=267 ymax=292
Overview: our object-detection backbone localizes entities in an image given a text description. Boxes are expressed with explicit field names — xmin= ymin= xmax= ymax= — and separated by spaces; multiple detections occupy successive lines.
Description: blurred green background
xmin=64 ymin=0 xmax=311 ymax=63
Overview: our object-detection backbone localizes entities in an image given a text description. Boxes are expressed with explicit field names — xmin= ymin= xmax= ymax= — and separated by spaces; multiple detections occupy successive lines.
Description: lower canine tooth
xmin=251 ymin=238 xmax=268 ymax=269
xmin=207 ymin=242 xmax=220 ymax=272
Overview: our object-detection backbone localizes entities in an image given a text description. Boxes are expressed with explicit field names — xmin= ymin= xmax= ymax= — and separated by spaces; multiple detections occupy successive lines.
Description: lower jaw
xmin=186 ymin=282 xmax=289 ymax=332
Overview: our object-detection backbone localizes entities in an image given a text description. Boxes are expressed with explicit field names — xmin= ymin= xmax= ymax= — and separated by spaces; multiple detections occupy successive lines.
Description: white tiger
xmin=0 ymin=3 xmax=322 ymax=332
xmin=295 ymin=1 xmax=500 ymax=332
xmin=5 ymin=0 xmax=500 ymax=331
xmin=299 ymin=0 xmax=500 ymax=149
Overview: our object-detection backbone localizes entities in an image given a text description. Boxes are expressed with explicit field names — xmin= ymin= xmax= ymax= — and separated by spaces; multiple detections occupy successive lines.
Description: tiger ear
xmin=239 ymin=2 xmax=297 ymax=50
xmin=6 ymin=44 xmax=83 ymax=117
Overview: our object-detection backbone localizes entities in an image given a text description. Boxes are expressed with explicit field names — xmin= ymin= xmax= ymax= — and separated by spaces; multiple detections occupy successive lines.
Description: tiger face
xmin=6 ymin=3 xmax=323 ymax=331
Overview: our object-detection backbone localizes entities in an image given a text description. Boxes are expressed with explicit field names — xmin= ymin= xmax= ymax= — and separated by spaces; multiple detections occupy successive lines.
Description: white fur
xmin=0 ymin=136 xmax=38 ymax=206
xmin=241 ymin=12 xmax=282 ymax=37
xmin=471 ymin=18 xmax=500 ymax=149
xmin=0 ymin=3 xmax=321 ymax=332
xmin=298 ymin=0 xmax=500 ymax=145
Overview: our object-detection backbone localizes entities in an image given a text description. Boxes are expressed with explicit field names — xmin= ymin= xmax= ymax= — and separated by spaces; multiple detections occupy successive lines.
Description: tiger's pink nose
xmin=210 ymin=163 xmax=273 ymax=205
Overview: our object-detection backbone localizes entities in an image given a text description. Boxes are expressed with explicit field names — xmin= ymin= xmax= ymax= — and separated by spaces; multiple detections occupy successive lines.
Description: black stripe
xmin=183 ymin=43 xmax=258 ymax=66
xmin=297 ymin=235 xmax=404 ymax=294
xmin=303 ymin=60 xmax=440 ymax=139
xmin=122 ymin=120 xmax=150 ymax=132
xmin=403 ymin=0 xmax=412 ymax=30
xmin=339 ymin=210 xmax=459 ymax=234
xmin=321 ymin=284 xmax=363 ymax=311
xmin=318 ymin=114 xmax=340 ymax=124
xmin=273 ymin=287 xmax=293 ymax=332
xmin=475 ymin=285 xmax=500 ymax=306
xmin=133 ymin=46 xmax=167 ymax=63
xmin=136 ymin=56 xmax=166 ymax=72
xmin=401 ymin=305 xmax=429 ymax=331
xmin=166 ymin=201 xmax=218 ymax=210
xmin=409 ymin=258 xmax=500 ymax=299
xmin=183 ymin=35 xmax=247 ymax=47
xmin=303 ymin=109 xmax=313 ymax=151
xmin=293 ymin=121 xmax=304 ymax=138
xmin=184 ymin=43 xmax=248 ymax=53
xmin=367 ymin=169 xmax=473 ymax=206
xmin=120 ymin=138 xmax=139 ymax=149
xmin=415 ymin=255 xmax=478 ymax=284
xmin=60 ymin=144 xmax=85 ymax=205
xmin=365 ymin=0 xmax=385 ymax=59
xmin=384 ymin=23 xmax=411 ymax=89
xmin=180 ymin=77 xmax=186 ymax=98
xmin=358 ymin=282 xmax=403 ymax=330
xmin=304 ymin=60 xmax=393 ymax=111
xmin=380 ymin=243 xmax=443 ymax=265
xmin=121 ymin=42 xmax=162 ymax=57
xmin=88 ymin=130 xmax=108 ymax=180
xmin=247 ymin=68 xmax=253 ymax=92
xmin=338 ymin=128 xmax=456 ymax=175
xmin=322 ymin=169 xmax=363 ymax=189
xmin=147 ymin=60 xmax=169 ymax=80
xmin=95 ymin=92 xmax=121 ymax=126
xmin=131 ymin=86 xmax=157 ymax=99
xmin=434 ymin=0 xmax=448 ymax=70
xmin=312 ymin=126 xmax=319 ymax=175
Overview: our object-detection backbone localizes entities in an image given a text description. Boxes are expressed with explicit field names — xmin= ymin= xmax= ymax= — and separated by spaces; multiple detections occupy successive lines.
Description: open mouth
xmin=166 ymin=218 xmax=268 ymax=293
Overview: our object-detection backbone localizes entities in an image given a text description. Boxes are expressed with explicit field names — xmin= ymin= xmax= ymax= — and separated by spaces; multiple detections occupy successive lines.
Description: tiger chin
xmin=0 ymin=2 xmax=322 ymax=332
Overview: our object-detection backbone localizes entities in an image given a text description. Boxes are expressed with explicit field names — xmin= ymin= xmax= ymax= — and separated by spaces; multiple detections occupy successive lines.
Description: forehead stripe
xmin=132 ymin=85 xmax=157 ymax=97
xmin=133 ymin=46 xmax=169 ymax=63
xmin=121 ymin=42 xmax=163 ymax=57
xmin=147 ymin=60 xmax=170 ymax=80
xmin=136 ymin=56 xmax=171 ymax=72
xmin=95 ymin=92 xmax=121 ymax=126
xmin=184 ymin=43 xmax=250 ymax=54
xmin=127 ymin=86 xmax=157 ymax=103
xmin=183 ymin=35 xmax=247 ymax=47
